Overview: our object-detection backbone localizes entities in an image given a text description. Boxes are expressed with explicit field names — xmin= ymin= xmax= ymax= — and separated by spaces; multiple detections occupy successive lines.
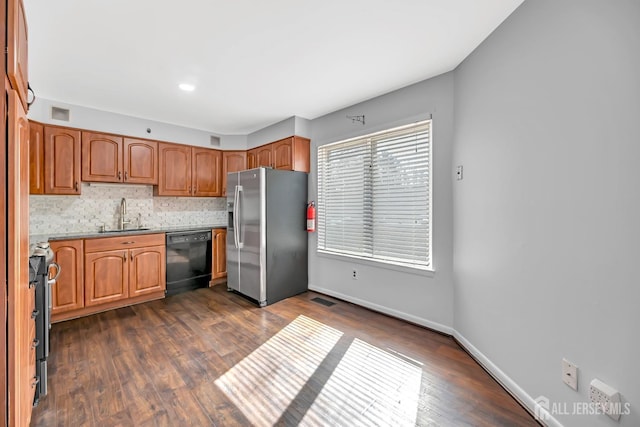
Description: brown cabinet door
xmin=192 ymin=147 xmax=222 ymax=197
xmin=44 ymin=126 xmax=81 ymax=194
xmin=156 ymin=142 xmax=191 ymax=196
xmin=7 ymin=88 xmax=34 ymax=427
xmin=222 ymin=151 xmax=246 ymax=196
xmin=292 ymin=136 xmax=311 ymax=173
xmin=82 ymin=132 xmax=123 ymax=182
xmin=273 ymin=137 xmax=293 ymax=170
xmin=7 ymin=0 xmax=29 ymax=111
xmin=212 ymin=229 xmax=227 ymax=279
xmin=123 ymin=138 xmax=158 ymax=184
xmin=50 ymin=240 xmax=84 ymax=316
xmin=247 ymin=149 xmax=257 ymax=169
xmin=273 ymin=136 xmax=310 ymax=172
xmin=129 ymin=245 xmax=166 ymax=297
xmin=29 ymin=121 xmax=44 ymax=194
xmin=84 ymin=250 xmax=129 ymax=306
xmin=255 ymin=145 xmax=273 ymax=168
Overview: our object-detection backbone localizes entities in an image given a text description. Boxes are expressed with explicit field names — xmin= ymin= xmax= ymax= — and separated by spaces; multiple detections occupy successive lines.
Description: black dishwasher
xmin=166 ymin=230 xmax=212 ymax=296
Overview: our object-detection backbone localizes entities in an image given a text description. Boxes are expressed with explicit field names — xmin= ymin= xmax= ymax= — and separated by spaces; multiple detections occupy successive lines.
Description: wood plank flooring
xmin=31 ymin=286 xmax=538 ymax=426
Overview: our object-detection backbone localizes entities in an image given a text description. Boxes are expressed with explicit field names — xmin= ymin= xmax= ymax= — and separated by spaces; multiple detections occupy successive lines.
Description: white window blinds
xmin=317 ymin=120 xmax=431 ymax=269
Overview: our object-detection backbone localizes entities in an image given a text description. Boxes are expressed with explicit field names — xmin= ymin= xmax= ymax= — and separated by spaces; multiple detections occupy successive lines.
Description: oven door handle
xmin=234 ymin=185 xmax=244 ymax=249
xmin=47 ymin=262 xmax=61 ymax=285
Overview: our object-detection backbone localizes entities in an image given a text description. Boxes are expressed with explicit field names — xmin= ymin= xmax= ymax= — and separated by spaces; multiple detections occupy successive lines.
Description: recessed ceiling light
xmin=179 ymin=83 xmax=195 ymax=92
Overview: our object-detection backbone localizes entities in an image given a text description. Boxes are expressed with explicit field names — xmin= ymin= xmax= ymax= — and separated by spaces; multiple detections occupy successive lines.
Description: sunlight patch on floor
xmin=300 ymin=338 xmax=422 ymax=426
xmin=214 ymin=315 xmax=343 ymax=427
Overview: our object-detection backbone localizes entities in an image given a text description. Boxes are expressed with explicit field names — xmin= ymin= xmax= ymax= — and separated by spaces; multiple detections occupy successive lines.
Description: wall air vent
xmin=51 ymin=106 xmax=70 ymax=122
xmin=210 ymin=135 xmax=221 ymax=147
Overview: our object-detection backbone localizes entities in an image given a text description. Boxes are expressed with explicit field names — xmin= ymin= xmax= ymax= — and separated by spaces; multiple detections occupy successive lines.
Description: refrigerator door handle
xmin=235 ymin=185 xmax=244 ymax=249
xmin=233 ymin=185 xmax=239 ymax=248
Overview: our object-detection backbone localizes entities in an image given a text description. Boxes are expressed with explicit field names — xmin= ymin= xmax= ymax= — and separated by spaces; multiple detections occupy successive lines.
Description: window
xmin=317 ymin=120 xmax=432 ymax=270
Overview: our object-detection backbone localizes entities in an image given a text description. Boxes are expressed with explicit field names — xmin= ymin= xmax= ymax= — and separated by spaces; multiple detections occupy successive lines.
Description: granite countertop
xmin=31 ymin=224 xmax=227 ymax=244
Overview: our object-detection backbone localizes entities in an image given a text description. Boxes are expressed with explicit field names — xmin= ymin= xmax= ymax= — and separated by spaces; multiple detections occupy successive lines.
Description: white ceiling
xmin=25 ymin=0 xmax=524 ymax=135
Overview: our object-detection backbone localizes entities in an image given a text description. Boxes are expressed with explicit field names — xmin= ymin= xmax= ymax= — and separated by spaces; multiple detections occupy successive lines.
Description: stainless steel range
xmin=28 ymin=246 xmax=60 ymax=406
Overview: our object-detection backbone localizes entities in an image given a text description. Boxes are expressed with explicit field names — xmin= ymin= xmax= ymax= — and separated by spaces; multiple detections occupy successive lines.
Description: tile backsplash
xmin=30 ymin=183 xmax=227 ymax=235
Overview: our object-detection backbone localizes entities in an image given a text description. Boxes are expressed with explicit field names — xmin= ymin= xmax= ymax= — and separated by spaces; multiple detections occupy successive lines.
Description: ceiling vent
xmin=51 ymin=106 xmax=70 ymax=122
xmin=210 ymin=135 xmax=221 ymax=147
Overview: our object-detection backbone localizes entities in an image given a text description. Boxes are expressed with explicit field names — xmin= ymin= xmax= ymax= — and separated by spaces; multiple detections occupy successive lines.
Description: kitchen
xmin=10 ymin=9 xmax=532 ymax=423
xmin=6 ymin=0 xmax=636 ymax=426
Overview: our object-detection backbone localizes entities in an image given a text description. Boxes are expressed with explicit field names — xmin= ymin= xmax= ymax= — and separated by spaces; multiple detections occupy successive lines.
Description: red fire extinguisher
xmin=307 ymin=201 xmax=316 ymax=232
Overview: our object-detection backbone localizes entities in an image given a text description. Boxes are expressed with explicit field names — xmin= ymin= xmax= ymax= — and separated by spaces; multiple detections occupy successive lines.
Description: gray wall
xmin=28 ymin=97 xmax=247 ymax=150
xmin=308 ymin=72 xmax=455 ymax=331
xmin=453 ymin=1 xmax=640 ymax=425
xmin=247 ymin=115 xmax=312 ymax=148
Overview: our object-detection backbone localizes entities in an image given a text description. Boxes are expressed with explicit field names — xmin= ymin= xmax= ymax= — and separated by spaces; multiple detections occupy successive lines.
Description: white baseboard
xmin=308 ymin=284 xmax=454 ymax=335
xmin=452 ymin=331 xmax=563 ymax=427
xmin=308 ymin=284 xmax=563 ymax=427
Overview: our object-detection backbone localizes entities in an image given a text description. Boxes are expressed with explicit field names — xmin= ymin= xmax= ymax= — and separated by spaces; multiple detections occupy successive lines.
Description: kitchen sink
xmin=98 ymin=228 xmax=151 ymax=234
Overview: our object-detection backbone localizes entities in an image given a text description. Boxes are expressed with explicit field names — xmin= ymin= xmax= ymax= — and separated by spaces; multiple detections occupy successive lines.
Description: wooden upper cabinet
xmin=123 ymin=138 xmax=158 ymax=184
xmin=29 ymin=121 xmax=44 ymax=194
xmin=246 ymin=137 xmax=310 ymax=173
xmin=272 ymin=138 xmax=293 ymax=170
xmin=8 ymin=0 xmax=29 ymax=111
xmin=129 ymin=245 xmax=166 ymax=297
xmin=44 ymin=125 xmax=81 ymax=195
xmin=50 ymin=240 xmax=84 ymax=316
xmin=222 ymin=151 xmax=246 ymax=196
xmin=84 ymin=249 xmax=129 ymax=307
xmin=156 ymin=142 xmax=191 ymax=196
xmin=156 ymin=143 xmax=221 ymax=197
xmin=247 ymin=149 xmax=257 ymax=169
xmin=273 ymin=136 xmax=310 ymax=172
xmin=255 ymin=145 xmax=273 ymax=168
xmin=192 ymin=148 xmax=222 ymax=197
xmin=82 ymin=132 xmax=123 ymax=182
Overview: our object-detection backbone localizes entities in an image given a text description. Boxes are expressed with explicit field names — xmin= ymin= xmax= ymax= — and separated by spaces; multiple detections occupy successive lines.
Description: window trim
xmin=317 ymin=248 xmax=435 ymax=277
xmin=316 ymin=119 xmax=433 ymax=273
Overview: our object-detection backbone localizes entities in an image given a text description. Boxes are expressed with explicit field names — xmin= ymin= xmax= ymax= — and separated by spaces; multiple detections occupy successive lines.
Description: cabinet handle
xmin=124 ymin=171 xmax=128 ymax=181
xmin=31 ymin=309 xmax=39 ymax=319
xmin=118 ymin=171 xmax=122 ymax=181
xmin=31 ymin=376 xmax=40 ymax=388
xmin=75 ymin=181 xmax=79 ymax=191
xmin=32 ymin=338 xmax=40 ymax=349
xmin=121 ymin=241 xmax=135 ymax=245
xmin=130 ymin=252 xmax=133 ymax=262
xmin=123 ymin=252 xmax=126 ymax=260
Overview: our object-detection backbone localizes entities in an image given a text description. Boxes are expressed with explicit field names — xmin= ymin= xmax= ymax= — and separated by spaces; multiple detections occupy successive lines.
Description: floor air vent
xmin=311 ymin=297 xmax=336 ymax=307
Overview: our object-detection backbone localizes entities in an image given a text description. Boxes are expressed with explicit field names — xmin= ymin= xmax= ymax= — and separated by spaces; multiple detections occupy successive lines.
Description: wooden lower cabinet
xmin=53 ymin=233 xmax=166 ymax=322
xmin=129 ymin=245 xmax=166 ymax=297
xmin=212 ymin=228 xmax=227 ymax=281
xmin=85 ymin=249 xmax=129 ymax=306
xmin=50 ymin=239 xmax=84 ymax=316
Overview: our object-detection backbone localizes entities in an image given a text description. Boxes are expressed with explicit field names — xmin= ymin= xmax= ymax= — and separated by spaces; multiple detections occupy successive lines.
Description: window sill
xmin=316 ymin=249 xmax=435 ymax=278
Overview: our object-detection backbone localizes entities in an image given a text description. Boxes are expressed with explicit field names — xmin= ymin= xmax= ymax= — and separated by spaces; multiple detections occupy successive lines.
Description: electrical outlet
xmin=590 ymin=379 xmax=622 ymax=421
xmin=456 ymin=165 xmax=463 ymax=180
xmin=562 ymin=358 xmax=578 ymax=390
xmin=352 ymin=269 xmax=358 ymax=279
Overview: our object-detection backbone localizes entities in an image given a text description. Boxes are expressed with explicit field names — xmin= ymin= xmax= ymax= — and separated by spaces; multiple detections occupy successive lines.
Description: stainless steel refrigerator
xmin=227 ymin=167 xmax=308 ymax=306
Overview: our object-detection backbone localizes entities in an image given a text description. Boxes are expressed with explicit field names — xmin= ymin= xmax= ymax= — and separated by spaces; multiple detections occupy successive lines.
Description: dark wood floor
xmin=31 ymin=286 xmax=538 ymax=426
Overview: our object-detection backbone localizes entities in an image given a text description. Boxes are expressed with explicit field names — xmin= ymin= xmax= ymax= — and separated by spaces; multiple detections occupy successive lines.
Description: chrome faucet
xmin=118 ymin=198 xmax=131 ymax=230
